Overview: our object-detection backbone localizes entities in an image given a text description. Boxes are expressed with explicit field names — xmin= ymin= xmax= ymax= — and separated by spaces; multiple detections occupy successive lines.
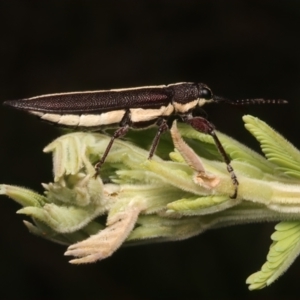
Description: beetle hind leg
xmin=94 ymin=125 xmax=130 ymax=176
xmin=94 ymin=110 xmax=131 ymax=177
xmin=148 ymin=118 xmax=169 ymax=159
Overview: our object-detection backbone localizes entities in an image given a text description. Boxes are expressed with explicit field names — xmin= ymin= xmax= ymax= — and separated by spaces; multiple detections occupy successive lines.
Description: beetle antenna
xmin=212 ymin=96 xmax=232 ymax=103
xmin=213 ymin=96 xmax=288 ymax=105
xmin=231 ymin=98 xmax=288 ymax=105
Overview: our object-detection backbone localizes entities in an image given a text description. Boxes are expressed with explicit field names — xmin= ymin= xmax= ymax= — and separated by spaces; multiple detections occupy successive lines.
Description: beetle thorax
xmin=169 ymin=82 xmax=199 ymax=113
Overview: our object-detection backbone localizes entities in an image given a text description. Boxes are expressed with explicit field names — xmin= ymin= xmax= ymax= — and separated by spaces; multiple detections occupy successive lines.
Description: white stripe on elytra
xmin=31 ymin=104 xmax=176 ymax=127
xmin=31 ymin=97 xmax=204 ymax=127
xmin=130 ymin=104 xmax=174 ymax=122
xmin=79 ymin=110 xmax=125 ymax=126
xmin=31 ymin=110 xmax=126 ymax=127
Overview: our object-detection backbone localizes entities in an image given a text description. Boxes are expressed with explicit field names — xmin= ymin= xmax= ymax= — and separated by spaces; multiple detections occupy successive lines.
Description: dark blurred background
xmin=0 ymin=1 xmax=299 ymax=299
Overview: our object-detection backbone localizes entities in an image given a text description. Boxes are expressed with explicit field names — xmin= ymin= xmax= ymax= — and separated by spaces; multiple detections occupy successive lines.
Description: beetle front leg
xmin=182 ymin=115 xmax=239 ymax=199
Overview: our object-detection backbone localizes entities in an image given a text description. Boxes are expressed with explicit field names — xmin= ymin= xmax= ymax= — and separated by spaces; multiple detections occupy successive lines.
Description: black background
xmin=0 ymin=1 xmax=299 ymax=299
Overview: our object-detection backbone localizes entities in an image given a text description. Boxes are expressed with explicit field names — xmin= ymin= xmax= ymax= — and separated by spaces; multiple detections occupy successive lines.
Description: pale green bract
xmin=1 ymin=115 xmax=300 ymax=290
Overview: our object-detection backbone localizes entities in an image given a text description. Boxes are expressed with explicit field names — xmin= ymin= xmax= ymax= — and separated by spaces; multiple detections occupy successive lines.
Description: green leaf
xmin=246 ymin=221 xmax=300 ymax=290
xmin=167 ymin=195 xmax=232 ymax=215
xmin=243 ymin=115 xmax=300 ymax=179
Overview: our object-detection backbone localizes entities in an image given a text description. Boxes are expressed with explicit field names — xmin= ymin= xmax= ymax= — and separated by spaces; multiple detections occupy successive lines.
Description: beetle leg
xmin=182 ymin=115 xmax=239 ymax=199
xmin=148 ymin=118 xmax=169 ymax=159
xmin=94 ymin=110 xmax=131 ymax=176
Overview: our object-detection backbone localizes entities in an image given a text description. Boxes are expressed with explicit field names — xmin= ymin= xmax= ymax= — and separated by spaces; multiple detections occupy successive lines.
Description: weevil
xmin=4 ymin=82 xmax=287 ymax=198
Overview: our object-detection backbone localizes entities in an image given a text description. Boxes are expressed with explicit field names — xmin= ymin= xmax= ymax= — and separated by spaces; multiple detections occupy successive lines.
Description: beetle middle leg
xmin=182 ymin=115 xmax=239 ymax=199
xmin=128 ymin=117 xmax=169 ymax=159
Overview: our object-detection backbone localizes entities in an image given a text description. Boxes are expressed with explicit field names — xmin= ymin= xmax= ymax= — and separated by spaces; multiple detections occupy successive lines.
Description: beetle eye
xmin=200 ymin=87 xmax=212 ymax=100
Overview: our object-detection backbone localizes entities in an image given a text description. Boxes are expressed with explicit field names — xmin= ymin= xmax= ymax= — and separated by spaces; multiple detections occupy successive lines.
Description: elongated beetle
xmin=4 ymin=82 xmax=287 ymax=198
